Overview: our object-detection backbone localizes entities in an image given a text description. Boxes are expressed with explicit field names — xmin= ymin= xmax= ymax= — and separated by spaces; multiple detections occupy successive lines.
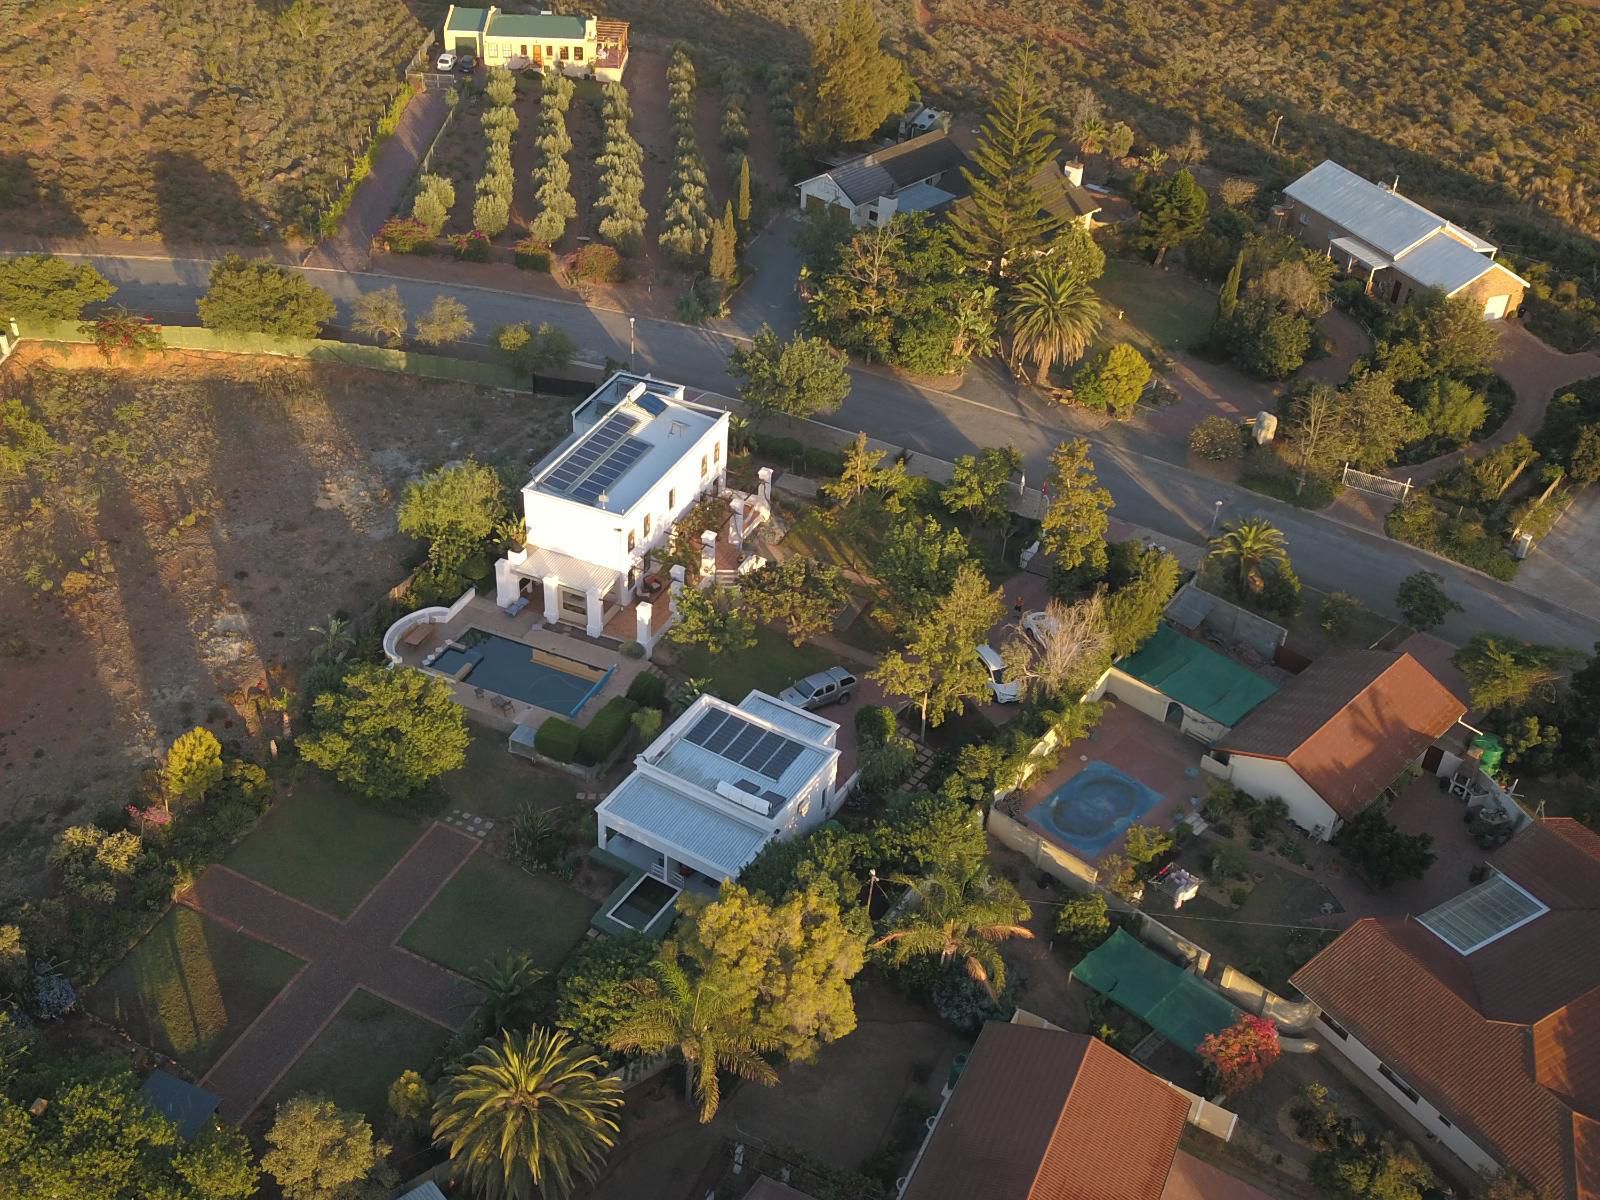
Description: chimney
xmin=1062 ymin=160 xmax=1085 ymax=188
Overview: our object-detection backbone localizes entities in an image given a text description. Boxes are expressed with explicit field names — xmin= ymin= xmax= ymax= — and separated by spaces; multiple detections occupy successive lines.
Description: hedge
xmin=749 ymin=433 xmax=847 ymax=478
xmin=625 ymin=672 xmax=667 ymax=708
xmin=578 ymin=696 xmax=638 ymax=765
xmin=535 ymin=717 xmax=582 ymax=763
xmin=855 ymin=704 xmax=896 ymax=747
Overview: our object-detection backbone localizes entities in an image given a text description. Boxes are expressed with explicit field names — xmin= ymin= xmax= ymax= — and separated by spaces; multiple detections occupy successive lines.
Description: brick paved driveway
xmin=183 ymin=822 xmax=481 ymax=1122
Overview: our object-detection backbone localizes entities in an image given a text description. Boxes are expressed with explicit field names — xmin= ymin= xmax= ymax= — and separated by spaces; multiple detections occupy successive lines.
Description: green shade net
xmin=1070 ymin=928 xmax=1238 ymax=1056
xmin=1116 ymin=624 xmax=1278 ymax=727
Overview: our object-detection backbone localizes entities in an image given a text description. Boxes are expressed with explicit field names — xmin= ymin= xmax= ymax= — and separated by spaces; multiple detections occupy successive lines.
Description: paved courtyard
xmin=182 ymin=823 xmax=482 ymax=1121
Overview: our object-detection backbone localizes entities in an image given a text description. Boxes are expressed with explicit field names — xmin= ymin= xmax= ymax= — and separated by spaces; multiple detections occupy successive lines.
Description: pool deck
xmin=1016 ymin=702 xmax=1208 ymax=866
xmin=392 ymin=594 xmax=650 ymax=731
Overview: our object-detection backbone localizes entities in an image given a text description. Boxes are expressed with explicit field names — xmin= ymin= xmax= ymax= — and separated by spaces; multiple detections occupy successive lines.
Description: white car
xmin=977 ymin=644 xmax=1021 ymax=704
xmin=1021 ymin=609 xmax=1058 ymax=650
xmin=435 ymin=51 xmax=457 ymax=71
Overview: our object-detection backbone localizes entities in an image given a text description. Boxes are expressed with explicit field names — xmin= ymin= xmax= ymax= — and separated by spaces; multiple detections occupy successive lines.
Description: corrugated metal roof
xmin=1285 ymin=160 xmax=1445 ymax=257
xmin=891 ymin=181 xmax=957 ymax=213
xmin=1391 ymin=233 xmax=1496 ymax=293
xmin=597 ymin=773 xmax=771 ymax=876
xmin=1329 ymin=235 xmax=1392 ymax=270
xmin=444 ymin=6 xmax=488 ymax=33
xmin=486 ymin=11 xmax=587 ymax=39
xmin=737 ymin=690 xmax=838 ymax=744
xmin=654 ymin=695 xmax=833 ymax=803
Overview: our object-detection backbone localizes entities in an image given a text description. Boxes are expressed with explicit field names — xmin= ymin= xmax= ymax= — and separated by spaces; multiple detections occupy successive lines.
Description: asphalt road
xmin=26 ymin=250 xmax=1600 ymax=652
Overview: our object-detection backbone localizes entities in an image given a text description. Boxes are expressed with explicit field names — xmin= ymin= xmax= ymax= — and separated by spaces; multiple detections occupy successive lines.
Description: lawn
xmin=440 ymin=726 xmax=580 ymax=824
xmin=672 ymin=625 xmax=839 ymax=702
xmin=223 ymin=769 xmax=423 ymax=918
xmin=400 ymin=854 xmax=596 ymax=976
xmin=263 ymin=989 xmax=452 ymax=1126
xmin=89 ymin=906 xmax=303 ymax=1076
xmin=1094 ymin=258 xmax=1217 ymax=360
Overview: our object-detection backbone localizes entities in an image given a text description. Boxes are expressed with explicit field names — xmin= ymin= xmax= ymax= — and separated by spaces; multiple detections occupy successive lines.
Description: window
xmin=1378 ymin=1064 xmax=1420 ymax=1105
xmin=627 ymin=529 xmax=636 ymax=552
xmin=643 ymin=514 xmax=652 ymax=538
xmin=560 ymin=45 xmax=569 ymax=60
xmin=668 ymin=488 xmax=677 ymax=510
xmin=713 ymin=443 xmax=721 ymax=465
xmin=560 ymin=587 xmax=589 ymax=619
xmin=574 ymin=45 xmax=583 ymax=60
xmin=1438 ymin=1114 xmax=1453 ymax=1129
xmin=866 ymin=208 xmax=879 ymax=222
xmin=1321 ymin=1015 xmax=1349 ymax=1041
xmin=700 ymin=454 xmax=708 ymax=478
xmin=546 ymin=44 xmax=554 ymax=57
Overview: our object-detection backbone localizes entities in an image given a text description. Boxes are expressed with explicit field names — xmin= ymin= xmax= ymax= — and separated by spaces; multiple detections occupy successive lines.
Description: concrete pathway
xmin=184 ymin=822 xmax=481 ymax=1122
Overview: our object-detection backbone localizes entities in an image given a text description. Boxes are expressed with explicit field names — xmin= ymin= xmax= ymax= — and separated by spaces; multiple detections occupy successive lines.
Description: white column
xmin=635 ymin=601 xmax=653 ymax=653
xmin=730 ymin=496 xmax=746 ymax=550
xmin=542 ymin=573 xmax=562 ymax=625
xmin=699 ymin=529 xmax=717 ymax=580
xmin=494 ymin=558 xmax=520 ymax=608
xmin=669 ymin=565 xmax=686 ymax=616
xmin=585 ymin=586 xmax=603 ymax=638
xmin=757 ymin=466 xmax=773 ymax=504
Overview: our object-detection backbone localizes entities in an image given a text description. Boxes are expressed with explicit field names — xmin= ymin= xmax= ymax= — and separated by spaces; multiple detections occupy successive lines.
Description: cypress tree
xmin=947 ymin=45 xmax=1062 ymax=279
xmin=1214 ymin=249 xmax=1243 ymax=340
xmin=799 ymin=0 xmax=913 ymax=151
xmin=709 ymin=201 xmax=738 ymax=285
xmin=737 ymin=154 xmax=752 ymax=225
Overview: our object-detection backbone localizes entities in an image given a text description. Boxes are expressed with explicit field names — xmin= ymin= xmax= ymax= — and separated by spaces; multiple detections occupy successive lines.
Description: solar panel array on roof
xmin=636 ymin=392 xmax=667 ymax=416
xmin=543 ymin=411 xmax=649 ymax=505
xmin=684 ymin=709 xmax=804 ymax=781
xmin=1419 ymin=872 xmax=1548 ymax=955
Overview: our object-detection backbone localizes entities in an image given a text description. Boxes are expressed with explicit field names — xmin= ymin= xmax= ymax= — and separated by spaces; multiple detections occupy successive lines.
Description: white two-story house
xmin=494 ymin=372 xmax=728 ymax=638
xmin=595 ymin=690 xmax=844 ymax=895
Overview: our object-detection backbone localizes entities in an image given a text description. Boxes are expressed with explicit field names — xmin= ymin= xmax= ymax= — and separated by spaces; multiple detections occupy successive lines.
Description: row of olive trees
xmin=473 ymin=67 xmax=520 ymax=236
xmin=527 ymin=68 xmax=578 ymax=245
xmin=658 ymin=48 xmax=714 ymax=264
xmin=594 ymin=82 xmax=646 ymax=254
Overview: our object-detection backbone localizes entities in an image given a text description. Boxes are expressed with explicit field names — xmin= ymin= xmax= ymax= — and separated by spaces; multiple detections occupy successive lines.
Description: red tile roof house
xmin=897 ymin=1021 xmax=1278 ymax=1200
xmin=1200 ymin=650 xmax=1466 ymax=841
xmin=1291 ymin=818 xmax=1600 ymax=1200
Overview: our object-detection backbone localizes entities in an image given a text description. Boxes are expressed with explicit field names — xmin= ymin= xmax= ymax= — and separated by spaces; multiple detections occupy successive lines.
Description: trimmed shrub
xmin=573 ymin=243 xmax=625 ymax=284
xmin=535 ymin=717 xmax=582 ymax=763
xmin=855 ymin=704 xmax=897 ymax=746
xmin=619 ymin=640 xmax=645 ymax=659
xmin=1190 ymin=414 xmax=1244 ymax=460
xmin=626 ymin=672 xmax=668 ymax=708
xmin=578 ymin=696 xmax=638 ymax=765
xmin=513 ymin=238 xmax=552 ymax=270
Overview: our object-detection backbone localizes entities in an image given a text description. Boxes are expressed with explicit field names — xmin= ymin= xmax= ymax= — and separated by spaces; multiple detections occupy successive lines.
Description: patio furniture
xmin=501 ymin=596 xmax=529 ymax=617
xmin=401 ymin=623 xmax=436 ymax=649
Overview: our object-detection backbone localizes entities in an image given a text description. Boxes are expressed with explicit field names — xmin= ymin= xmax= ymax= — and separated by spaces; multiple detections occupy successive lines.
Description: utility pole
xmin=1269 ymin=113 xmax=1284 ymax=148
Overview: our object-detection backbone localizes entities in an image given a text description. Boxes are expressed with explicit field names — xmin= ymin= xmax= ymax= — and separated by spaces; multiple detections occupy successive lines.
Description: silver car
xmin=778 ymin=666 xmax=857 ymax=710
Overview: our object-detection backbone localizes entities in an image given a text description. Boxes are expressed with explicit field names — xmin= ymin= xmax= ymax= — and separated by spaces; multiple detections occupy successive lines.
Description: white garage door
xmin=1483 ymin=294 xmax=1510 ymax=320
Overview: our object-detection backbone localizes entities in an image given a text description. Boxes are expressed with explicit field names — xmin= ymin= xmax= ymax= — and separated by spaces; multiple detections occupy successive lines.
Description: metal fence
xmin=1340 ymin=462 xmax=1412 ymax=501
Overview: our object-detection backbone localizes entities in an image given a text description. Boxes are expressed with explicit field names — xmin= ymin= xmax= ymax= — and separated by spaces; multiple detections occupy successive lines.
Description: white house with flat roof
xmin=595 ymin=690 xmax=843 ymax=892
xmin=441 ymin=6 xmax=630 ymax=79
xmin=494 ymin=372 xmax=729 ymax=639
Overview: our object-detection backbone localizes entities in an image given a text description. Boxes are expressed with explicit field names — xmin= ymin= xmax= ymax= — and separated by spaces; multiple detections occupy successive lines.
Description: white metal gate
xmin=1341 ymin=463 xmax=1412 ymax=501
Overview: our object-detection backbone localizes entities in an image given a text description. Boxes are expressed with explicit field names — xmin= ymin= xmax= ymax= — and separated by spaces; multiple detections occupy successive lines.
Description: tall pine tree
xmin=709 ymin=201 xmax=738 ymax=285
xmin=1213 ymin=249 xmax=1243 ymax=341
xmin=799 ymin=0 xmax=913 ymax=151
xmin=1134 ymin=168 xmax=1208 ymax=265
xmin=948 ymin=46 xmax=1061 ymax=278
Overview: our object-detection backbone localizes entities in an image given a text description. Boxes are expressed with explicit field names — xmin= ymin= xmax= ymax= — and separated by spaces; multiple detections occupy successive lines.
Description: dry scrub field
xmin=0 ymin=0 xmax=434 ymax=241
xmin=0 ymin=345 xmax=569 ymax=894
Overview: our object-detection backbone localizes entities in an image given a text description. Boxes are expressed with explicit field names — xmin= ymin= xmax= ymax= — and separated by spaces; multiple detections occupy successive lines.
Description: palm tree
xmin=1208 ymin=516 xmax=1290 ymax=599
xmin=432 ymin=1028 xmax=622 ymax=1200
xmin=307 ymin=615 xmax=353 ymax=666
xmin=871 ymin=862 xmax=1034 ymax=997
xmin=1005 ymin=262 xmax=1103 ymax=384
xmin=1076 ymin=115 xmax=1108 ymax=157
xmin=471 ymin=951 xmax=546 ymax=1035
xmin=605 ymin=950 xmax=777 ymax=1123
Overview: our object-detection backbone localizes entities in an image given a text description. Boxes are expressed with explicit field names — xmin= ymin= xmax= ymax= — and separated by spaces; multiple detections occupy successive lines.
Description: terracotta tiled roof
xmin=1216 ymin=651 xmax=1465 ymax=819
xmin=1159 ymin=1150 xmax=1278 ymax=1200
xmin=1292 ymin=820 xmax=1600 ymax=1200
xmin=900 ymin=1023 xmax=1189 ymax=1200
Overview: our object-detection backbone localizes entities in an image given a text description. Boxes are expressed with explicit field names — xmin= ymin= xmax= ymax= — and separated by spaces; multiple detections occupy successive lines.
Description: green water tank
xmin=1472 ymin=734 xmax=1504 ymax=774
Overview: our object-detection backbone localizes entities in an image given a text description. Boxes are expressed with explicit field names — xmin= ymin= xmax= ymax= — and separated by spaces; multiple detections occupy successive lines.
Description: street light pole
xmin=1270 ymin=113 xmax=1284 ymax=148
xmin=1210 ymin=499 xmax=1225 ymax=534
xmin=629 ymin=316 xmax=636 ymax=360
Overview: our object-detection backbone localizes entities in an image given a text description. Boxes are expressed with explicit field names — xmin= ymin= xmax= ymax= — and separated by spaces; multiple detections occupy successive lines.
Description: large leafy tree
xmin=397 ymin=459 xmax=509 ymax=570
xmin=0 ymin=254 xmax=115 ymax=320
xmin=1385 ymin=288 xmax=1502 ymax=381
xmin=872 ymin=562 xmax=1004 ymax=733
xmin=1199 ymin=1013 xmax=1281 ymax=1094
xmin=1005 ymin=260 xmax=1102 ymax=383
xmin=1394 ymin=570 xmax=1461 ymax=632
xmin=677 ymin=883 xmax=867 ymax=1062
xmin=821 ymin=430 xmax=909 ymax=510
xmin=1072 ymin=342 xmax=1151 ymax=418
xmin=300 ymin=664 xmax=470 ymax=802
xmin=872 ymin=861 xmax=1034 ymax=996
xmin=873 ymin=789 xmax=988 ymax=876
xmin=741 ymin=557 xmax=850 ymax=646
xmin=432 ymin=1029 xmax=622 ymax=1200
xmin=943 ymin=445 xmax=1022 ymax=529
xmin=872 ymin=514 xmax=978 ymax=625
xmin=606 ymin=948 xmax=778 ymax=1123
xmin=1133 ymin=169 xmax=1209 ymax=265
xmin=727 ymin=324 xmax=851 ymax=427
xmin=162 ymin=725 xmax=223 ymax=814
xmin=947 ymin=46 xmax=1062 ymax=276
xmin=1102 ymin=546 xmax=1181 ymax=657
xmin=1207 ymin=516 xmax=1290 ymax=601
xmin=1038 ymin=437 xmax=1113 ymax=576
xmin=197 ymin=256 xmax=335 ymax=337
xmin=666 ymin=586 xmax=757 ymax=655
xmin=798 ymin=0 xmax=914 ymax=151
xmin=262 ymin=1094 xmax=393 ymax=1200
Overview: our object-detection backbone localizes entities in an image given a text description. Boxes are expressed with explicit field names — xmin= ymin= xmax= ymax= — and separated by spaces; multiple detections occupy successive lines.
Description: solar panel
xmin=705 ymin=715 xmax=748 ymax=755
xmin=734 ymin=778 xmax=762 ymax=794
xmin=742 ymin=731 xmax=787 ymax=775
xmin=636 ymin=392 xmax=667 ymax=416
xmin=727 ymin=723 xmax=766 ymax=763
xmin=686 ymin=710 xmax=729 ymax=747
xmin=1419 ymin=872 xmax=1547 ymax=955
xmin=758 ymin=740 xmax=803 ymax=781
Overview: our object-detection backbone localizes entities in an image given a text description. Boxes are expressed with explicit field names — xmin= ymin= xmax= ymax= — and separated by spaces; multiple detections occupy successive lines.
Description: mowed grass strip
xmin=674 ymin=626 xmax=838 ymax=704
xmin=224 ymin=770 xmax=423 ymax=918
xmin=401 ymin=854 xmax=596 ymax=976
xmin=263 ymin=989 xmax=453 ymax=1126
xmin=89 ymin=906 xmax=303 ymax=1077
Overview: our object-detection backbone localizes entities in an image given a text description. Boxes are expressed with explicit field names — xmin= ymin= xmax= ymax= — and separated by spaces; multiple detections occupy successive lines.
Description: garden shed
xmin=1090 ymin=623 xmax=1277 ymax=743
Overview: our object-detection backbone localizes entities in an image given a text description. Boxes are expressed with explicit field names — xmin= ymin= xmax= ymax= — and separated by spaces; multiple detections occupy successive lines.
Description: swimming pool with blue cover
xmin=430 ymin=629 xmax=613 ymax=718
xmin=1028 ymin=760 xmax=1167 ymax=860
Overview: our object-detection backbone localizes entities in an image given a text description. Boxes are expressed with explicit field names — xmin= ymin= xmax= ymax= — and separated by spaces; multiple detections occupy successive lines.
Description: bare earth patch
xmin=0 ymin=345 xmax=571 ymax=893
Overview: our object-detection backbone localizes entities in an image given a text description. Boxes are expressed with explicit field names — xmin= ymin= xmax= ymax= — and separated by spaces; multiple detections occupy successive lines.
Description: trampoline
xmin=1030 ymin=760 xmax=1166 ymax=859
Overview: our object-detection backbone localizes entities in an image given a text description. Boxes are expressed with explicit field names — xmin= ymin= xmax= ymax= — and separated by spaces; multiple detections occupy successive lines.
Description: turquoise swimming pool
xmin=430 ymin=629 xmax=613 ymax=718
xmin=1028 ymin=761 xmax=1167 ymax=859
